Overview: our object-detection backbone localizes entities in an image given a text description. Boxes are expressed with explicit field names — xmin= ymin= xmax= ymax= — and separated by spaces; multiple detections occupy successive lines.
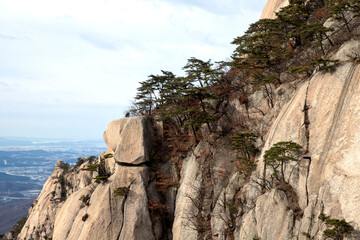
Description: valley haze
xmin=0 ymin=136 xmax=106 ymax=233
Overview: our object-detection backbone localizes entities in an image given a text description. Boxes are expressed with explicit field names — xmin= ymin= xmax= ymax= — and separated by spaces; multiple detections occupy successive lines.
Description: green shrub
xmin=324 ymin=219 xmax=353 ymax=239
xmin=311 ymin=58 xmax=339 ymax=73
xmin=94 ymin=175 xmax=109 ymax=183
xmin=104 ymin=153 xmax=114 ymax=159
xmin=226 ymin=202 xmax=238 ymax=215
xmin=58 ymin=161 xmax=70 ymax=171
xmin=81 ymin=163 xmax=99 ymax=172
xmin=114 ymin=186 xmax=130 ymax=197
xmin=75 ymin=158 xmax=85 ymax=168
xmin=81 ymin=160 xmax=109 ymax=183
xmin=288 ymin=66 xmax=309 ymax=74
xmin=88 ymin=155 xmax=97 ymax=160
xmin=319 ymin=213 xmax=354 ymax=240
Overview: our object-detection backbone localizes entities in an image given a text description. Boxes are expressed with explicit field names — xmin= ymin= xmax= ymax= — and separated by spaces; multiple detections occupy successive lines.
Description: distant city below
xmin=0 ymin=136 xmax=106 ymax=233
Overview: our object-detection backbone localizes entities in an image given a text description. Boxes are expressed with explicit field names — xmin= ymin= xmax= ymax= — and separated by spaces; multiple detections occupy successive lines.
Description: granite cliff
xmin=6 ymin=0 xmax=360 ymax=239
xmin=260 ymin=0 xmax=288 ymax=19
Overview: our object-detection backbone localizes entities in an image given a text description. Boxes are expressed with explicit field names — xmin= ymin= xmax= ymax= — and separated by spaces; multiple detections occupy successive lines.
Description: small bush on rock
xmin=81 ymin=158 xmax=110 ymax=183
xmin=58 ymin=161 xmax=70 ymax=171
xmin=252 ymin=235 xmax=261 ymax=240
xmin=88 ymin=155 xmax=97 ymax=163
xmin=319 ymin=213 xmax=354 ymax=240
xmin=114 ymin=186 xmax=130 ymax=197
xmin=81 ymin=164 xmax=99 ymax=172
xmin=75 ymin=157 xmax=85 ymax=168
xmin=103 ymin=153 xmax=114 ymax=159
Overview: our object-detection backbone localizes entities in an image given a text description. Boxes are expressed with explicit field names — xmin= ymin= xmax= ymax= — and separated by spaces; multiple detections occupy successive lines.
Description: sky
xmin=0 ymin=0 xmax=266 ymax=140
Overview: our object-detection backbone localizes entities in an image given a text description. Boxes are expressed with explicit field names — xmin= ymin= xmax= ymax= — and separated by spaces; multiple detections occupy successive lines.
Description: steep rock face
xmin=235 ymin=41 xmax=360 ymax=240
xmin=104 ymin=117 xmax=152 ymax=165
xmin=17 ymin=161 xmax=93 ymax=240
xmin=260 ymin=0 xmax=288 ymax=19
xmin=170 ymin=40 xmax=360 ymax=240
xmin=18 ymin=117 xmax=155 ymax=240
xmin=52 ymin=166 xmax=153 ymax=240
xmin=172 ymin=146 xmax=201 ymax=240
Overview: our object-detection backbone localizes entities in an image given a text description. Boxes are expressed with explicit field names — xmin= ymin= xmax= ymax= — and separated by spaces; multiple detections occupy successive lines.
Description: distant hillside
xmin=0 ymin=172 xmax=40 ymax=193
xmin=0 ymin=198 xmax=36 ymax=234
xmin=0 ymin=172 xmax=31 ymax=182
xmin=0 ymin=182 xmax=41 ymax=193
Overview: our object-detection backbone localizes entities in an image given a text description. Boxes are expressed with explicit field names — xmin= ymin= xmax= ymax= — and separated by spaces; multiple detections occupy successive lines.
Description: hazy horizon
xmin=0 ymin=133 xmax=106 ymax=142
xmin=0 ymin=135 xmax=105 ymax=143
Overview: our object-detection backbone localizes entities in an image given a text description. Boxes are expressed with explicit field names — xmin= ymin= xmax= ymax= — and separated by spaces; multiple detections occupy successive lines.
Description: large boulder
xmin=104 ymin=117 xmax=152 ymax=165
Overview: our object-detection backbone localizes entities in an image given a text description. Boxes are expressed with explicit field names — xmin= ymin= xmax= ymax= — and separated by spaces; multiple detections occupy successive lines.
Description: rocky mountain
xmin=5 ymin=0 xmax=360 ymax=239
xmin=260 ymin=0 xmax=288 ymax=19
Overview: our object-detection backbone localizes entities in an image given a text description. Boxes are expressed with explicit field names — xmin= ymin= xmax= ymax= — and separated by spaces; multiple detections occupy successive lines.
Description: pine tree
xmin=156 ymin=75 xmax=193 ymax=127
xmin=134 ymin=79 xmax=157 ymax=115
xmin=276 ymin=0 xmax=310 ymax=48
xmin=264 ymin=141 xmax=302 ymax=183
xmin=134 ymin=70 xmax=179 ymax=116
xmin=232 ymin=18 xmax=290 ymax=89
xmin=182 ymin=57 xmax=222 ymax=131
xmin=183 ymin=57 xmax=222 ymax=87
xmin=303 ymin=22 xmax=334 ymax=54
xmin=326 ymin=0 xmax=354 ymax=36
xmin=232 ymin=132 xmax=259 ymax=173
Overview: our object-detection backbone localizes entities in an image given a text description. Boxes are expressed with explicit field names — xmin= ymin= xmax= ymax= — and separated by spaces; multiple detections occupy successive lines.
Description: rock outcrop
xmin=260 ymin=0 xmax=288 ymax=19
xmin=104 ymin=117 xmax=152 ymax=165
xmin=18 ymin=117 xmax=155 ymax=240
xmin=17 ymin=160 xmax=93 ymax=240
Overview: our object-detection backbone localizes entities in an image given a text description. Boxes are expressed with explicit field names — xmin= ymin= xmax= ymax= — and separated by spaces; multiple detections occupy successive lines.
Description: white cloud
xmin=0 ymin=0 xmax=265 ymax=139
